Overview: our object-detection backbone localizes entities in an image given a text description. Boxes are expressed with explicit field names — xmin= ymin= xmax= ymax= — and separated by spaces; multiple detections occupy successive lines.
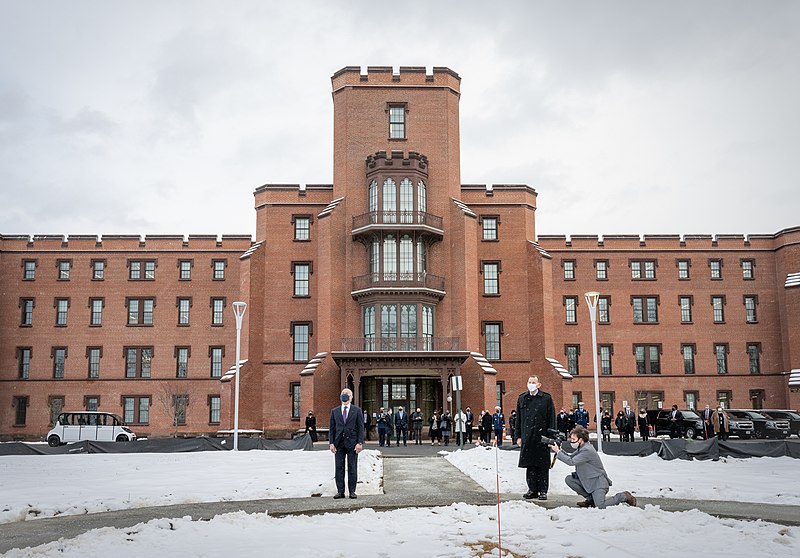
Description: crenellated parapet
xmin=365 ymin=150 xmax=428 ymax=174
xmin=331 ymin=66 xmax=460 ymax=93
xmin=0 ymin=233 xmax=252 ymax=252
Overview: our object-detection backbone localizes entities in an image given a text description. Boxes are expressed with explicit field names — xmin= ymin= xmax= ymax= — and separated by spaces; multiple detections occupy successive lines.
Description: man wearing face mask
xmin=516 ymin=375 xmax=556 ymax=500
xmin=549 ymin=425 xmax=637 ymax=509
xmin=329 ymin=388 xmax=365 ymax=499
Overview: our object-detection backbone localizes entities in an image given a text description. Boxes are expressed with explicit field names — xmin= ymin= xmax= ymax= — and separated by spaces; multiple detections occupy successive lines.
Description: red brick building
xmin=2 ymin=66 xmax=798 ymax=440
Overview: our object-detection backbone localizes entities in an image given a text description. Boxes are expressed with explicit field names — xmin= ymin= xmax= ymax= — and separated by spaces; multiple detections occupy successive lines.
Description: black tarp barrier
xmin=0 ymin=434 xmax=313 ymax=456
xmin=598 ymin=441 xmax=658 ymax=457
xmin=718 ymin=439 xmax=791 ymax=459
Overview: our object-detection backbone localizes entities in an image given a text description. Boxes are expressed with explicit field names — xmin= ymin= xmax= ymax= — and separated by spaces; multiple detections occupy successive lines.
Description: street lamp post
xmin=584 ymin=292 xmax=603 ymax=453
xmin=232 ymin=301 xmax=247 ymax=451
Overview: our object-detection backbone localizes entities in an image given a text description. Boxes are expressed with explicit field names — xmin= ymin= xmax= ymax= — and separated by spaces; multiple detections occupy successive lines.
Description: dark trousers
xmin=526 ymin=466 xmax=549 ymax=495
xmin=466 ymin=425 xmax=473 ymax=442
xmin=396 ymin=426 xmax=407 ymax=446
xmin=334 ymin=444 xmax=358 ymax=495
xmin=413 ymin=426 xmax=423 ymax=444
xmin=378 ymin=426 xmax=387 ymax=446
xmin=670 ymin=424 xmax=681 ymax=438
xmin=494 ymin=428 xmax=504 ymax=446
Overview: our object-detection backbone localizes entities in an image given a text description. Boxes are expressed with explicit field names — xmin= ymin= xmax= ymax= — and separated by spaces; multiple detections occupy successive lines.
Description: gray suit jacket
xmin=556 ymin=442 xmax=612 ymax=493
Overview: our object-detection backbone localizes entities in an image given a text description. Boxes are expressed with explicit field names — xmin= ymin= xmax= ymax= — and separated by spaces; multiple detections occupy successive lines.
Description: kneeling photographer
xmin=548 ymin=425 xmax=637 ymax=509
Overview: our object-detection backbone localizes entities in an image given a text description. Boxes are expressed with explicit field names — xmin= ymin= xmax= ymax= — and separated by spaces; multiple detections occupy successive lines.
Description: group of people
xmin=557 ymin=403 xmax=648 ymax=443
xmin=325 ymin=378 xmax=638 ymax=509
xmin=671 ymin=404 xmax=731 ymax=440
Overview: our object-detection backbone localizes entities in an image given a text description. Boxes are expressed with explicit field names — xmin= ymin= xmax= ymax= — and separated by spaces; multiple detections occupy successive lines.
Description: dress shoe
xmin=538 ymin=493 xmax=548 ymax=501
xmin=576 ymin=499 xmax=594 ymax=508
xmin=624 ymin=491 xmax=637 ymax=506
xmin=349 ymin=493 xmax=357 ymax=499
xmin=333 ymin=493 xmax=345 ymax=499
xmin=523 ymin=491 xmax=536 ymax=500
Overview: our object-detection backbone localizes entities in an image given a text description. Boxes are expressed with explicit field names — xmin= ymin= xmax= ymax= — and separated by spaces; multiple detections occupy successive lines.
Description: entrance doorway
xmin=360 ymin=376 xmax=442 ymax=422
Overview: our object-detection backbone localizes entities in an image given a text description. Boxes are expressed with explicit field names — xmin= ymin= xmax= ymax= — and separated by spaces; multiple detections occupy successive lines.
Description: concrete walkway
xmin=1 ymin=451 xmax=799 ymax=553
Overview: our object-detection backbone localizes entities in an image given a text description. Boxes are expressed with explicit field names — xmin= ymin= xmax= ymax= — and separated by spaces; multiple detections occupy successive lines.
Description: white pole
xmin=232 ymin=301 xmax=247 ymax=451
xmin=584 ymin=292 xmax=603 ymax=454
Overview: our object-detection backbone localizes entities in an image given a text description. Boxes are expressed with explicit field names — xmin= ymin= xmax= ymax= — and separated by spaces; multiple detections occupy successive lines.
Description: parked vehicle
xmin=727 ymin=410 xmax=790 ymax=439
xmin=650 ymin=409 xmax=704 ymax=439
xmin=759 ymin=410 xmax=800 ymax=438
xmin=47 ymin=411 xmax=137 ymax=447
xmin=722 ymin=412 xmax=754 ymax=439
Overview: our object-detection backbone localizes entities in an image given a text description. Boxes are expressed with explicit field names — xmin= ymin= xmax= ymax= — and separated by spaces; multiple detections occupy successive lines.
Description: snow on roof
xmin=789 ymin=369 xmax=800 ymax=386
xmin=529 ymin=240 xmax=552 ymax=259
xmin=786 ymin=273 xmax=800 ymax=288
xmin=219 ymin=359 xmax=248 ymax=383
xmin=240 ymin=241 xmax=264 ymax=260
xmin=300 ymin=353 xmax=328 ymax=376
xmin=546 ymin=357 xmax=574 ymax=380
xmin=452 ymin=198 xmax=477 ymax=218
xmin=469 ymin=351 xmax=497 ymax=374
xmin=318 ymin=197 xmax=345 ymax=218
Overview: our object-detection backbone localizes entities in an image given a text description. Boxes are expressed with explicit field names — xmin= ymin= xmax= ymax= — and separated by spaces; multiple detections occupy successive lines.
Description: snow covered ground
xmin=1 ymin=447 xmax=799 ymax=557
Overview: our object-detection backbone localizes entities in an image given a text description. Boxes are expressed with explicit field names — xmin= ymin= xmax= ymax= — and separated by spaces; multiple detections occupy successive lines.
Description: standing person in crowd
xmin=429 ymin=410 xmax=441 ymax=445
xmin=329 ymin=388 xmax=364 ymax=499
xmin=601 ymin=410 xmax=612 ymax=443
xmin=385 ymin=408 xmax=394 ymax=447
xmin=376 ymin=407 xmax=388 ymax=447
xmin=638 ymin=409 xmax=649 ymax=442
xmin=669 ymin=405 xmax=683 ymax=439
xmin=440 ymin=410 xmax=453 ymax=446
xmin=701 ymin=404 xmax=715 ymax=439
xmin=492 ymin=406 xmax=506 ymax=446
xmin=454 ymin=408 xmax=467 ymax=446
xmin=465 ymin=407 xmax=475 ymax=443
xmin=574 ymin=402 xmax=589 ymax=428
xmin=477 ymin=410 xmax=486 ymax=445
xmin=411 ymin=407 xmax=424 ymax=445
xmin=509 ymin=409 xmax=518 ymax=444
xmin=516 ymin=375 xmax=556 ymax=501
xmin=394 ymin=406 xmax=409 ymax=447
xmin=624 ymin=406 xmax=636 ymax=442
xmin=481 ymin=409 xmax=493 ymax=445
xmin=363 ymin=409 xmax=371 ymax=442
xmin=712 ymin=406 xmax=730 ymax=441
xmin=567 ymin=408 xmax=576 ymax=432
xmin=549 ymin=426 xmax=637 ymax=509
xmin=305 ymin=410 xmax=318 ymax=443
xmin=557 ymin=409 xmax=571 ymax=435
xmin=615 ymin=410 xmax=627 ymax=442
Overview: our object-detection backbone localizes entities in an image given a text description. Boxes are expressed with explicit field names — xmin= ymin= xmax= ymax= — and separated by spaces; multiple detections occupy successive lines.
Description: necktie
xmin=343 ymin=407 xmax=348 ymax=423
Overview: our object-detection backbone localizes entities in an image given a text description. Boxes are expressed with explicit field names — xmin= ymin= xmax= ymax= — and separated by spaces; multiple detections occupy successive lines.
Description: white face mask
xmin=569 ymin=441 xmax=580 ymax=450
xmin=527 ymin=383 xmax=538 ymax=392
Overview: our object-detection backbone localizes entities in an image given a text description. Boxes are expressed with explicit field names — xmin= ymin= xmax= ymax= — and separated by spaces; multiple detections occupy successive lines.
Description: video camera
xmin=540 ymin=428 xmax=566 ymax=447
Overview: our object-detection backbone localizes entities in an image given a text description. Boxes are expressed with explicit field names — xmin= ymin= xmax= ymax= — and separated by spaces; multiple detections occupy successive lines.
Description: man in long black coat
xmin=516 ymin=375 xmax=556 ymax=500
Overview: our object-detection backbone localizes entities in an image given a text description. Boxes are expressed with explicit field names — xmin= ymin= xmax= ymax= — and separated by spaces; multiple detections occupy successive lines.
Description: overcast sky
xmin=1 ymin=1 xmax=798 ymax=239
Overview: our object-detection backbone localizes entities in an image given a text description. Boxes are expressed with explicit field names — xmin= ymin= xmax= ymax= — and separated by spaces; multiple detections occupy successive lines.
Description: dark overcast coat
xmin=516 ymin=389 xmax=556 ymax=468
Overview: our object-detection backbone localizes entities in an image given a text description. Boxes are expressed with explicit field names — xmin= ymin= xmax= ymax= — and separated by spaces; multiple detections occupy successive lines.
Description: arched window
xmin=383 ymin=178 xmax=396 ymax=223
xmin=417 ymin=239 xmax=426 ymax=275
xmin=369 ymin=180 xmax=378 ymax=217
xmin=400 ymin=235 xmax=413 ymax=280
xmin=422 ymin=305 xmax=434 ymax=350
xmin=418 ymin=180 xmax=427 ymax=221
xmin=383 ymin=235 xmax=396 ymax=281
xmin=370 ymin=238 xmax=380 ymax=280
xmin=363 ymin=305 xmax=375 ymax=350
xmin=400 ymin=178 xmax=413 ymax=223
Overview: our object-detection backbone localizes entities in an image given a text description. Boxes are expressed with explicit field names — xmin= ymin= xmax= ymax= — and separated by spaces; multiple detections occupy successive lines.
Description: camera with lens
xmin=540 ymin=428 xmax=566 ymax=447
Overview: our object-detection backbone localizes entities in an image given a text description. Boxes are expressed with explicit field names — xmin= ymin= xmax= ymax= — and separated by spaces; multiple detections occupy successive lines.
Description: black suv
xmin=728 ymin=409 xmax=790 ymax=439
xmin=759 ymin=410 xmax=800 ymax=438
xmin=650 ymin=409 xmax=704 ymax=439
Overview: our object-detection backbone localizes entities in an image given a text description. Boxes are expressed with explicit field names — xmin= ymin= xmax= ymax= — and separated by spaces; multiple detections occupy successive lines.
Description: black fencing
xmin=0 ymin=434 xmax=313 ymax=456
xmin=599 ymin=438 xmax=800 ymax=461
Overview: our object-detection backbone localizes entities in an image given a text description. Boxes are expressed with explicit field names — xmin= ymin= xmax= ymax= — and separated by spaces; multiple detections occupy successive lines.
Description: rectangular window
xmin=294 ymin=216 xmax=311 ymax=241
xmin=400 ymin=304 xmax=417 ymax=349
xmin=172 ymin=395 xmax=189 ymax=426
xmin=178 ymin=298 xmax=191 ymax=325
xmin=123 ymin=396 xmax=150 ymax=424
xmin=56 ymin=298 xmax=69 ymax=326
xmin=712 ymin=296 xmax=725 ymax=323
xmin=599 ymin=345 xmax=612 ymax=375
xmin=58 ymin=260 xmax=71 ymax=280
xmin=677 ymin=260 xmax=690 ymax=280
xmin=179 ymin=260 xmax=192 ymax=280
xmin=741 ymin=259 xmax=754 ymax=280
xmin=482 ymin=217 xmax=498 ymax=241
xmin=85 ymin=396 xmax=99 ymax=412
xmin=90 ymin=298 xmax=103 ymax=326
xmin=292 ymin=323 xmax=310 ymax=361
xmin=595 ymin=260 xmax=608 ymax=280
xmin=631 ymin=260 xmax=656 ymax=280
xmin=211 ymin=298 xmax=224 ymax=326
xmin=422 ymin=305 xmax=434 ymax=351
xmin=176 ymin=347 xmax=189 ymax=378
xmin=129 ymin=260 xmax=156 ymax=280
xmin=717 ymin=390 xmax=732 ymax=409
xmin=209 ymin=395 xmax=221 ymax=424
xmin=482 ymin=262 xmax=500 ymax=295
xmin=92 ymin=260 xmax=105 ymax=280
xmin=127 ymin=298 xmax=154 ymax=325
xmin=291 ymin=382 xmax=301 ymax=419
xmin=88 ymin=347 xmax=101 ymax=378
xmin=389 ymin=105 xmax=405 ymax=139
xmin=747 ymin=343 xmax=761 ymax=374
xmin=715 ymin=344 xmax=728 ymax=374
xmin=496 ymin=382 xmax=505 ymax=411
xmin=210 ymin=347 xmax=224 ymax=378
xmin=49 ymin=396 xmax=64 ymax=427
xmin=14 ymin=396 xmax=29 ymax=425
xmin=53 ymin=347 xmax=66 ymax=379
xmin=563 ymin=260 xmax=575 ymax=280
xmin=635 ymin=344 xmax=661 ymax=374
xmin=566 ymin=345 xmax=579 ymax=375
xmin=684 ymin=391 xmax=699 ymax=411
xmin=363 ymin=305 xmax=376 ymax=351
xmin=20 ymin=298 xmax=34 ymax=326
xmin=565 ymin=296 xmax=578 ymax=324
xmin=485 ymin=323 xmax=501 ymax=360
xmin=744 ymin=296 xmax=757 ymax=323
xmin=632 ymin=296 xmax=658 ymax=323
xmin=293 ymin=263 xmax=310 ymax=297
xmin=24 ymin=260 xmax=36 ymax=280
xmin=572 ymin=393 xmax=582 ymax=411
xmin=682 ymin=344 xmax=695 ymax=375
xmin=213 ymin=260 xmax=226 ymax=280
xmin=680 ymin=296 xmax=693 ymax=323
xmin=710 ymin=259 xmax=722 ymax=280
xmin=125 ymin=347 xmax=153 ymax=378
xmin=598 ymin=296 xmax=610 ymax=324
xmin=601 ymin=392 xmax=615 ymax=415
xmin=18 ymin=347 xmax=32 ymax=379
xmin=381 ymin=304 xmax=397 ymax=349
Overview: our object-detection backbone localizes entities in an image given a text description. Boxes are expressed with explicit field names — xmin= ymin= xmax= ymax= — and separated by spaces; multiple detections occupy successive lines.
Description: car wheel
xmin=47 ymin=435 xmax=61 ymax=447
xmin=116 ymin=434 xmax=129 ymax=442
xmin=684 ymin=427 xmax=696 ymax=439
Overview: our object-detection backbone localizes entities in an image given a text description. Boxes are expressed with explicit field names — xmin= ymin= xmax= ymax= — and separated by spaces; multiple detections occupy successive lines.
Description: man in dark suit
xmin=624 ymin=406 xmax=636 ymax=442
xmin=394 ymin=406 xmax=409 ymax=446
xmin=702 ymin=404 xmax=714 ymax=439
xmin=329 ymin=388 xmax=365 ymax=499
xmin=516 ymin=375 xmax=556 ymax=500
xmin=669 ymin=405 xmax=684 ymax=439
